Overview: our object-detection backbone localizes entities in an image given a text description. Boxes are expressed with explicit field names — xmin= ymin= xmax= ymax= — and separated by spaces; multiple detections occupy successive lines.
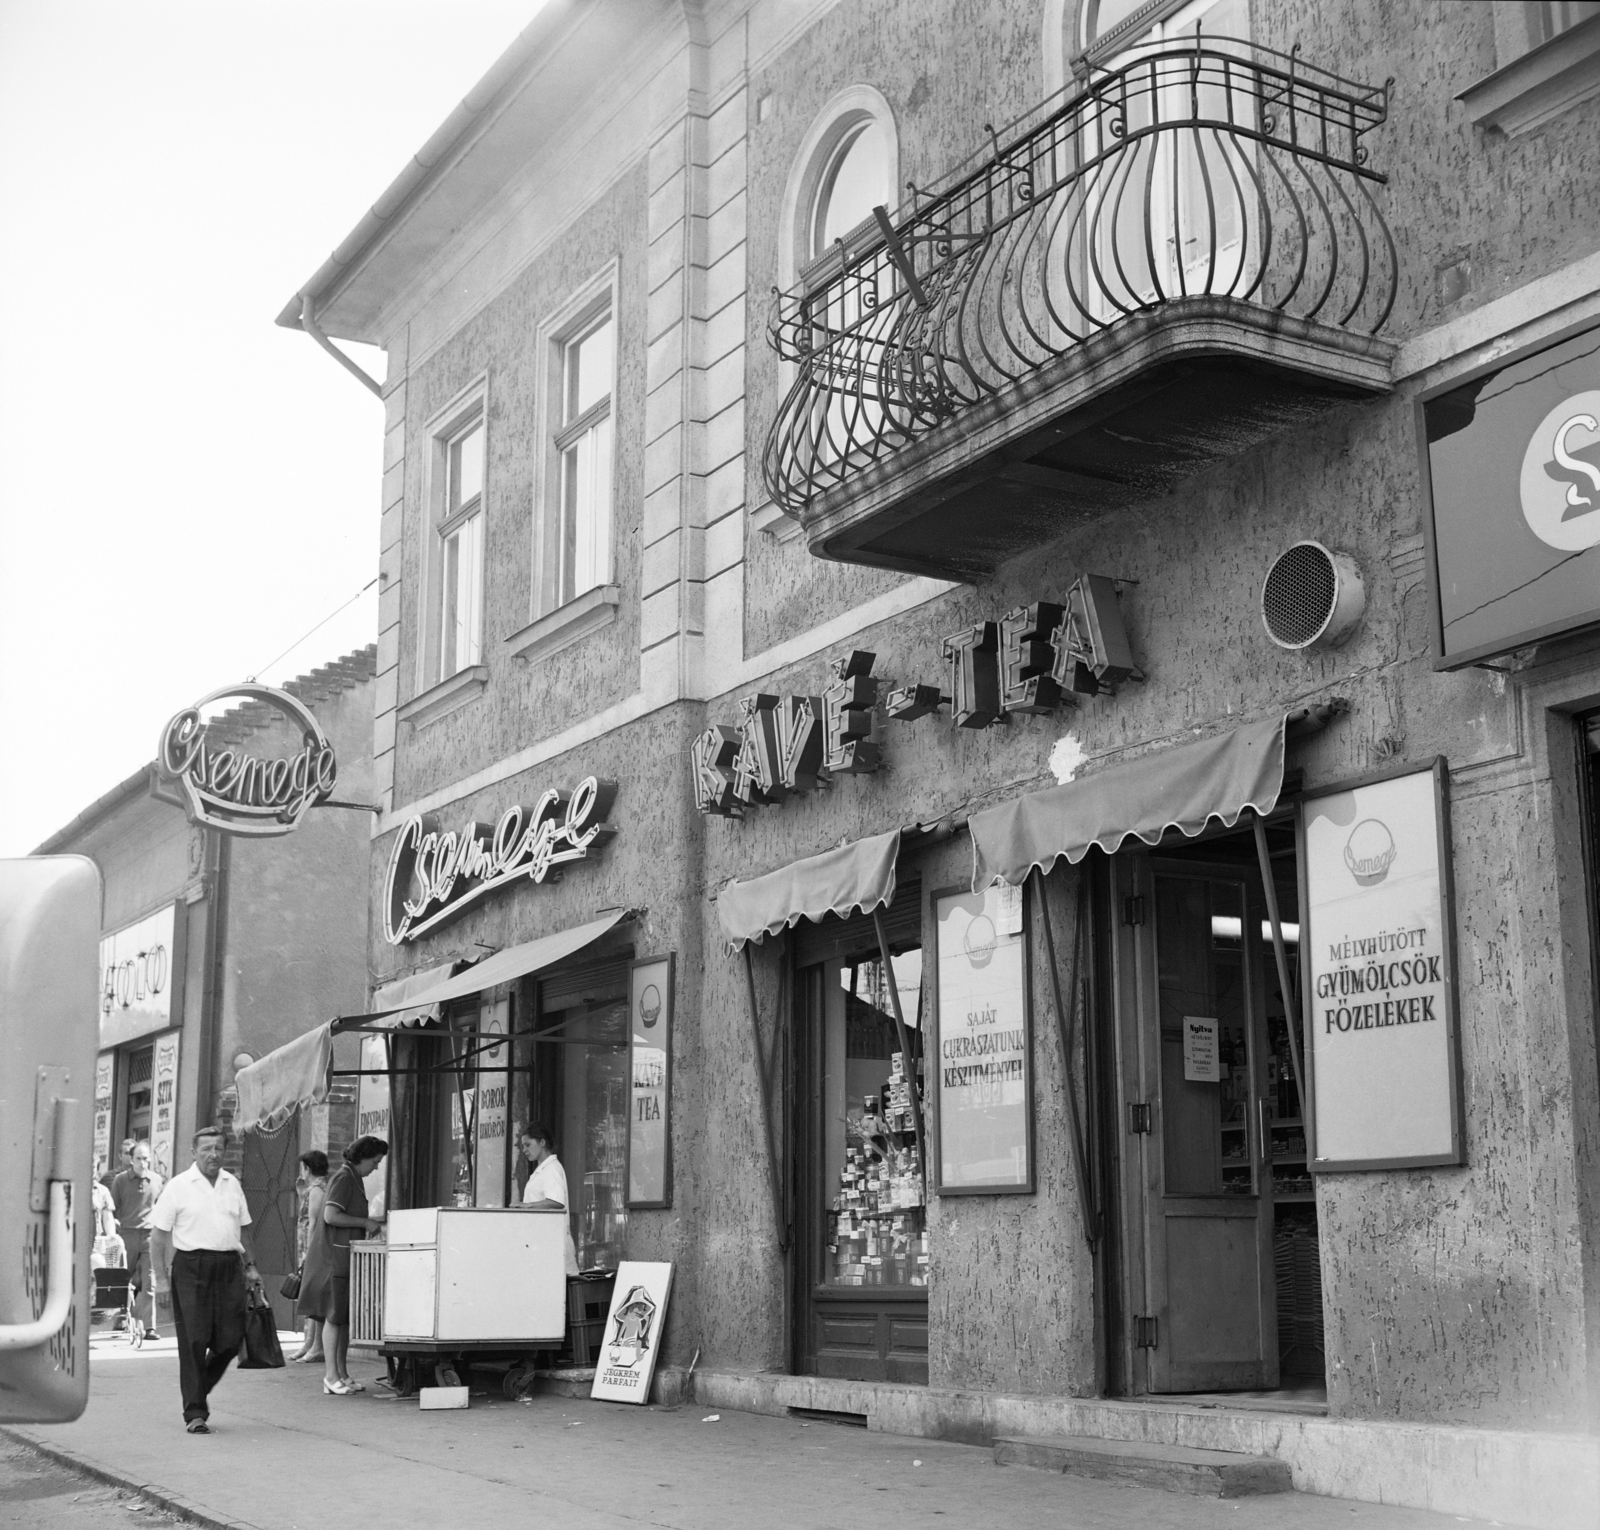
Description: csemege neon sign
xmin=381 ymin=777 xmax=617 ymax=944
xmin=158 ymin=683 xmax=338 ymax=838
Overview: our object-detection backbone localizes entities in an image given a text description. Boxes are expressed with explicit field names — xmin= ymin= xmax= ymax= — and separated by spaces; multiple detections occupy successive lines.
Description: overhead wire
xmin=248 ymin=577 xmax=379 ymax=682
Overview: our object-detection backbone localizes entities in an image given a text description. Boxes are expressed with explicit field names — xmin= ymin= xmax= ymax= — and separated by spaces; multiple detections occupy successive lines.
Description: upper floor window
xmin=434 ymin=406 xmax=485 ymax=682
xmin=811 ymin=119 xmax=890 ymax=262
xmin=1522 ymin=2 xmax=1600 ymax=48
xmin=1458 ymin=0 xmax=1600 ymax=136
xmin=554 ymin=310 xmax=614 ymax=610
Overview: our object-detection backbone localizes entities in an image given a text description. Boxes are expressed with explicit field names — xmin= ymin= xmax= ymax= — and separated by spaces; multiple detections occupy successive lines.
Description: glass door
xmin=1113 ymin=853 xmax=1279 ymax=1392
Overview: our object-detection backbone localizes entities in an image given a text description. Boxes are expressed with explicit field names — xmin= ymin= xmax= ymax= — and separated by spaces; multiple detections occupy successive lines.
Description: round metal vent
xmin=1261 ymin=541 xmax=1365 ymax=651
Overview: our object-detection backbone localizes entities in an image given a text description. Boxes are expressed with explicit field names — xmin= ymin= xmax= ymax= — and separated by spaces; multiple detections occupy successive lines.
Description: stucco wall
xmin=391 ymin=167 xmax=650 ymax=807
xmin=223 ymin=671 xmax=376 ymax=1095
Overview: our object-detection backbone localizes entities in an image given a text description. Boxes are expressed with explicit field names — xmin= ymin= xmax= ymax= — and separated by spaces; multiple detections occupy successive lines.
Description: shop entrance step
xmin=993 ymin=1434 xmax=1293 ymax=1497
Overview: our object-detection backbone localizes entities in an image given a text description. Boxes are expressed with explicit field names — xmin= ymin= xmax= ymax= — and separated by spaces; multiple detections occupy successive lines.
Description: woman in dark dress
xmin=291 ymin=1150 xmax=330 ymax=1362
xmin=319 ymin=1135 xmax=387 ymax=1396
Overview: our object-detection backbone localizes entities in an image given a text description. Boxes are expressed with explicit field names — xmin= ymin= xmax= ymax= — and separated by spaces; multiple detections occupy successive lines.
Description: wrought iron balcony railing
xmin=763 ymin=37 xmax=1396 ymax=521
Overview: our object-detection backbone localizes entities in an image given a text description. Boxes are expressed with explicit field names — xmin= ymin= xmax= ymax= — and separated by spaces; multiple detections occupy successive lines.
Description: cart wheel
xmin=503 ymin=1363 xmax=537 ymax=1401
xmin=436 ymin=1362 xmax=462 ymax=1389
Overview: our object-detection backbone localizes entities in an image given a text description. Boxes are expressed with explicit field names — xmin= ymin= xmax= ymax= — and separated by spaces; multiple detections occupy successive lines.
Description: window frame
xmin=419 ymin=377 xmax=490 ymax=695
xmin=532 ymin=264 xmax=620 ymax=622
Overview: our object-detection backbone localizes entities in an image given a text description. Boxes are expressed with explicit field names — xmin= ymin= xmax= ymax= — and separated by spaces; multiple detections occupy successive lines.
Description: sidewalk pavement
xmin=4 ymin=1336 xmax=1500 ymax=1530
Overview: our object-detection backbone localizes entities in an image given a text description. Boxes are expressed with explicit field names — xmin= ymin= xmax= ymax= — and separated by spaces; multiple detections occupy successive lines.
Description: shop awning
xmin=338 ymin=909 xmax=631 ymax=1030
xmin=717 ymin=828 xmax=901 ymax=950
xmin=969 ymin=713 xmax=1287 ymax=890
xmin=233 ymin=1021 xmax=333 ymax=1134
xmin=355 ymin=960 xmax=462 ymax=1032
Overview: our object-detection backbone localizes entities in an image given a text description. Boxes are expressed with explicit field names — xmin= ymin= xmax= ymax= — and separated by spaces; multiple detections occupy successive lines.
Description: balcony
xmin=762 ymin=39 xmax=1398 ymax=581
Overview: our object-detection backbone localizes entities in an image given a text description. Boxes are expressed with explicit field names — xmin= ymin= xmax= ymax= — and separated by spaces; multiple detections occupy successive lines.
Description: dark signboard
xmin=1424 ymin=323 xmax=1600 ymax=667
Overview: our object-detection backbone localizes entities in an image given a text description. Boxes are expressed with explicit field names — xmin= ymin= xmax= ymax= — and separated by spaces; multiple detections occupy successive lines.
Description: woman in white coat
xmin=517 ymin=1123 xmax=580 ymax=1277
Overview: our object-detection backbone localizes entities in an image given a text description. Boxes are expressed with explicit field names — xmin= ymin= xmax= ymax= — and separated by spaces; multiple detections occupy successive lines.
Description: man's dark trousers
xmin=170 ymin=1249 xmax=247 ymax=1423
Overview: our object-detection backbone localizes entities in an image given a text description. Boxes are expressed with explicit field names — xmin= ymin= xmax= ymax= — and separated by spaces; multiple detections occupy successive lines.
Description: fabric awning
xmin=356 ymin=960 xmax=461 ymax=1032
xmin=718 ymin=829 xmax=901 ymax=950
xmin=337 ymin=909 xmax=631 ymax=1031
xmin=969 ymin=714 xmax=1287 ymax=890
xmin=233 ymin=1021 xmax=333 ymax=1134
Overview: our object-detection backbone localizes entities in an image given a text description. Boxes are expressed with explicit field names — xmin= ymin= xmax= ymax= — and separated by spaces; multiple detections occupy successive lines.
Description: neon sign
xmin=691 ymin=576 xmax=1142 ymax=819
xmin=158 ymin=683 xmax=337 ymax=838
xmin=382 ymin=776 xmax=617 ymax=944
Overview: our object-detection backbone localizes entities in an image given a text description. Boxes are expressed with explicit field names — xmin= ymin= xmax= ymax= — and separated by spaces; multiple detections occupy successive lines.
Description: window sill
xmin=504 ymin=584 xmax=620 ymax=665
xmin=397 ymin=664 xmax=489 ymax=729
xmin=1458 ymin=15 xmax=1600 ymax=137
xmin=750 ymin=498 xmax=804 ymax=544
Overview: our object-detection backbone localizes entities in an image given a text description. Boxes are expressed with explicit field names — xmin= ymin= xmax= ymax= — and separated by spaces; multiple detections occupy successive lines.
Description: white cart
xmin=350 ymin=1206 xmax=567 ymax=1396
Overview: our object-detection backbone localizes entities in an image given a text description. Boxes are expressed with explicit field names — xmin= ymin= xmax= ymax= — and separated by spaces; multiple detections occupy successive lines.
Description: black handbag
xmin=238 ymin=1286 xmax=285 ymax=1369
xmin=279 ymin=1265 xmax=302 ymax=1301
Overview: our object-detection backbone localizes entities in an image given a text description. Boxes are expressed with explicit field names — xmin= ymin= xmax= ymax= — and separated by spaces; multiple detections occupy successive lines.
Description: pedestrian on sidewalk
xmin=291 ymin=1150 xmax=329 ymax=1363
xmin=111 ymin=1140 xmax=165 ymax=1340
xmin=318 ymin=1135 xmax=387 ymax=1396
xmin=148 ymin=1127 xmax=262 ymax=1434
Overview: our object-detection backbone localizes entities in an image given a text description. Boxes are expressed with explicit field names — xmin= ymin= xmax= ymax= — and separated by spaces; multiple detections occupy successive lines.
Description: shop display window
xmin=519 ymin=961 xmax=630 ymax=1272
xmin=821 ymin=953 xmax=927 ymax=1288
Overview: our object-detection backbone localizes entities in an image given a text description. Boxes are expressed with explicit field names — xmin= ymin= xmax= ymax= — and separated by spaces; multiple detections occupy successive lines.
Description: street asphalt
xmin=2 ymin=1333 xmax=1505 ymax=1530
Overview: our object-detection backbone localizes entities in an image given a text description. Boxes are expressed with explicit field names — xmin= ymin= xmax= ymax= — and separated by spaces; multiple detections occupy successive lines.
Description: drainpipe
xmin=298 ymin=294 xmax=383 ymax=398
xmin=197 ymin=827 xmax=231 ymax=1132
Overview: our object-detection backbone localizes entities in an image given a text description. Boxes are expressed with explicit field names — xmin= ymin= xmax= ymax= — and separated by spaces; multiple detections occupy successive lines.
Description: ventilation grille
xmin=1263 ymin=544 xmax=1337 ymax=647
xmin=1261 ymin=541 xmax=1364 ymax=652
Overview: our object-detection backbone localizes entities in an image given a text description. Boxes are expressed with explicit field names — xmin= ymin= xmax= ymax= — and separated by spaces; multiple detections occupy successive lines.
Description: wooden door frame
xmin=1110 ymin=850 xmax=1280 ymax=1394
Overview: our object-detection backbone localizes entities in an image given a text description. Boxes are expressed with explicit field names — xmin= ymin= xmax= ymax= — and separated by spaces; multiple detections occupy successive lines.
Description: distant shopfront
xmin=95 ymin=902 xmax=185 ymax=1179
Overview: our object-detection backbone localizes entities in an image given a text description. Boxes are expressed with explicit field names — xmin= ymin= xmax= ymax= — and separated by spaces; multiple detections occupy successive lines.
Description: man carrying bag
xmin=149 ymin=1127 xmax=264 ymax=1434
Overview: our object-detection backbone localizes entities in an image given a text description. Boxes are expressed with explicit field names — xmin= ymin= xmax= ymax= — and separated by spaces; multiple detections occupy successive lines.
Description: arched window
xmin=811 ymin=119 xmax=890 ymax=262
xmin=779 ymin=86 xmax=899 ymax=291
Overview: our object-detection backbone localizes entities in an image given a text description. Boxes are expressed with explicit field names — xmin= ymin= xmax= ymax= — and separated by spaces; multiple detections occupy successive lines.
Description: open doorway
xmin=1108 ymin=813 xmax=1323 ymax=1403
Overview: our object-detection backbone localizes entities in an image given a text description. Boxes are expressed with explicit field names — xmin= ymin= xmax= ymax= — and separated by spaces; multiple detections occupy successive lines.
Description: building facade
xmin=38 ymin=648 xmax=378 ymax=1312
xmin=283 ymin=3 xmax=1600 ymax=1521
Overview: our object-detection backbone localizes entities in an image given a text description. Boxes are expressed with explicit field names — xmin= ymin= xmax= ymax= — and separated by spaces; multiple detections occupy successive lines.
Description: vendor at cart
xmin=518 ymin=1123 xmax=580 ymax=1276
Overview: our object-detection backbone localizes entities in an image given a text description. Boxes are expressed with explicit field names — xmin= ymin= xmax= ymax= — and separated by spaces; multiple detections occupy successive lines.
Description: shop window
xmin=518 ymin=960 xmax=629 ymax=1272
xmin=125 ymin=1043 xmax=154 ymax=1143
xmin=822 ymin=951 xmax=927 ymax=1290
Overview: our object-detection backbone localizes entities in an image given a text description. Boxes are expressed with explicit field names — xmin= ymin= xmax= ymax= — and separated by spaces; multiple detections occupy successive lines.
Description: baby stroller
xmin=92 ymin=1264 xmax=143 ymax=1347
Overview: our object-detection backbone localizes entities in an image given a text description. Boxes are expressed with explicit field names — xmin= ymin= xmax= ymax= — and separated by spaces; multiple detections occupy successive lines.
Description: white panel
xmin=387 ymin=1207 xmax=438 ymax=1246
xmin=435 ymin=1209 xmax=567 ymax=1341
xmin=384 ymin=1248 xmax=439 ymax=1340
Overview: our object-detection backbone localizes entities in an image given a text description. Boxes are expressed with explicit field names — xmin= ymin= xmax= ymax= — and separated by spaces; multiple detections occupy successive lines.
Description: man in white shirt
xmin=149 ymin=1127 xmax=261 ymax=1434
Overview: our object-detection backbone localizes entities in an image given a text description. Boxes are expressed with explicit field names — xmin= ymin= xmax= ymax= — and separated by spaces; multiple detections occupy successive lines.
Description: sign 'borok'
xmin=158 ymin=683 xmax=338 ymax=838
xmin=382 ymin=777 xmax=617 ymax=944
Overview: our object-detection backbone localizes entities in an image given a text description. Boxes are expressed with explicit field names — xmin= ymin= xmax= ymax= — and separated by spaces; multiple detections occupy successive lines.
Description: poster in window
xmin=626 ymin=954 xmax=673 ymax=1208
xmin=475 ymin=998 xmax=511 ymax=1207
xmin=149 ymin=1030 xmax=180 ymax=1179
xmin=933 ymin=884 xmax=1033 ymax=1194
xmin=93 ymin=1052 xmax=115 ymax=1173
xmin=1303 ymin=759 xmax=1462 ymax=1171
xmin=355 ymin=1036 xmax=391 ymax=1214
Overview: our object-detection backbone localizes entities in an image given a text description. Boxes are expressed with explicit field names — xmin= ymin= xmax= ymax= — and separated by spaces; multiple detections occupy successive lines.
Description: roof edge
xmin=33 ymin=764 xmax=163 ymax=856
xmin=275 ymin=3 xmax=573 ymax=335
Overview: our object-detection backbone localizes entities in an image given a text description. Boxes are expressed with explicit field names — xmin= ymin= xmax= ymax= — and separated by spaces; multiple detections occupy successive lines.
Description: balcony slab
xmin=798 ymin=298 xmax=1395 ymax=583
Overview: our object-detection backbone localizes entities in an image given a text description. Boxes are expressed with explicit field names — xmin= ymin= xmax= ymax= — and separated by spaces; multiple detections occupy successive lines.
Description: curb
xmin=1 ymin=1427 xmax=266 ymax=1530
